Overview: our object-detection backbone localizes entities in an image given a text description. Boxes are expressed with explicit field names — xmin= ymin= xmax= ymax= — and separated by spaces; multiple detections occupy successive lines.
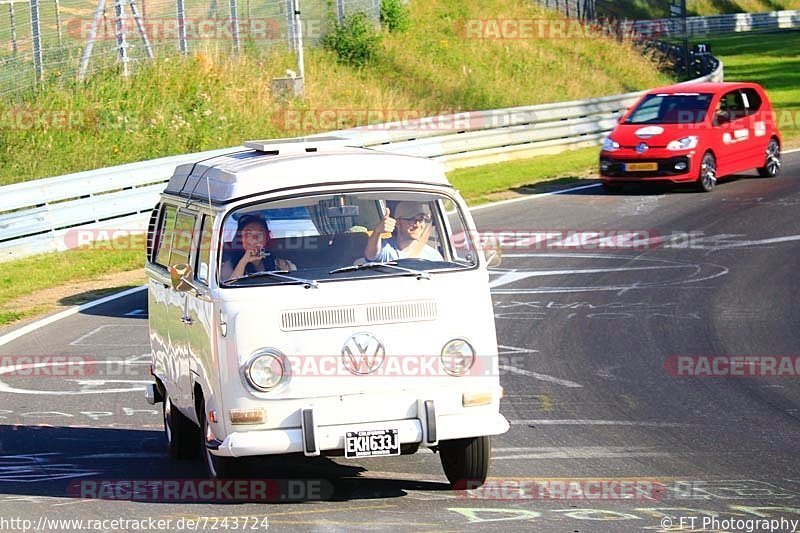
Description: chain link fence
xmin=0 ymin=0 xmax=380 ymax=98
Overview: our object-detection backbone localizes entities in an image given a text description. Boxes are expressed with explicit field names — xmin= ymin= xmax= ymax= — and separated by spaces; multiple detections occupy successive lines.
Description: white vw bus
xmin=144 ymin=137 xmax=508 ymax=487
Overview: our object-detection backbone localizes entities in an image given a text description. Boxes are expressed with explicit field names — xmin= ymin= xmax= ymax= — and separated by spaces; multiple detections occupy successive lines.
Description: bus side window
xmin=154 ymin=205 xmax=178 ymax=267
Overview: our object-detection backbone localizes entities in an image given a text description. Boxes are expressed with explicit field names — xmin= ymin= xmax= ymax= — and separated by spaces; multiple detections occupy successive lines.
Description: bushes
xmin=321 ymin=12 xmax=382 ymax=67
xmin=381 ymin=0 xmax=411 ymax=33
xmin=322 ymin=0 xmax=410 ymax=67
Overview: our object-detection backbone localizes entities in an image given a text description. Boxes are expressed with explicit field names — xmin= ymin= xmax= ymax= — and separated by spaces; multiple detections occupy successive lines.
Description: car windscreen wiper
xmin=329 ymin=261 xmax=430 ymax=280
xmin=225 ymin=270 xmax=319 ymax=289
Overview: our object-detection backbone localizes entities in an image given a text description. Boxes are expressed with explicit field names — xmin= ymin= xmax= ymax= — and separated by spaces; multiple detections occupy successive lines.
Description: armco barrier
xmin=0 ymin=60 xmax=723 ymax=262
xmin=635 ymin=9 xmax=800 ymax=38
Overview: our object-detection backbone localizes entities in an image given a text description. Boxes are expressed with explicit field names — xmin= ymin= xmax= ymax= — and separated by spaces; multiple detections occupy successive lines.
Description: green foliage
xmin=381 ymin=0 xmax=411 ymax=33
xmin=321 ymin=12 xmax=382 ymax=66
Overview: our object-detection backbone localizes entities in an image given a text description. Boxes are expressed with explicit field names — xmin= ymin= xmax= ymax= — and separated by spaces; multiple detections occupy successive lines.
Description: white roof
xmin=163 ymin=138 xmax=449 ymax=204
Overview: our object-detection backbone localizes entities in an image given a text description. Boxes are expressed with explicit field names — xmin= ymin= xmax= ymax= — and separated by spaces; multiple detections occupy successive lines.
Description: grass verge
xmin=691 ymin=29 xmax=800 ymax=142
xmin=597 ymin=0 xmax=800 ymax=18
xmin=0 ymin=239 xmax=145 ymax=327
xmin=0 ymin=0 xmax=670 ymax=186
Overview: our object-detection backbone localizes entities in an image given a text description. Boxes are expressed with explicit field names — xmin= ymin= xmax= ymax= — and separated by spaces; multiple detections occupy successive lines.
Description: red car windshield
xmin=625 ymin=93 xmax=713 ymax=125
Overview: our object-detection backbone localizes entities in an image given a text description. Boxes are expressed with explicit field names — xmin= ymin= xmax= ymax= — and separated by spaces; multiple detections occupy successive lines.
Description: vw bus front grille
xmin=365 ymin=301 xmax=437 ymax=325
xmin=280 ymin=301 xmax=438 ymax=331
xmin=281 ymin=307 xmax=357 ymax=331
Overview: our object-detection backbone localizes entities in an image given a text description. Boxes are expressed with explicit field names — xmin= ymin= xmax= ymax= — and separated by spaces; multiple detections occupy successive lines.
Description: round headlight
xmin=244 ymin=350 xmax=285 ymax=391
xmin=441 ymin=339 xmax=475 ymax=376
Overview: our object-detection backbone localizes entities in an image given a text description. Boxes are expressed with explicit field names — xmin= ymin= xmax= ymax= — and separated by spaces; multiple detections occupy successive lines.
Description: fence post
xmin=9 ymin=3 xmax=17 ymax=56
xmin=78 ymin=0 xmax=107 ymax=81
xmin=228 ymin=0 xmax=240 ymax=54
xmin=285 ymin=0 xmax=295 ymax=50
xmin=129 ymin=0 xmax=154 ymax=59
xmin=336 ymin=0 xmax=343 ymax=24
xmin=176 ymin=0 xmax=187 ymax=54
xmin=54 ymin=0 xmax=63 ymax=45
xmin=113 ymin=0 xmax=130 ymax=77
xmin=29 ymin=0 xmax=44 ymax=85
xmin=294 ymin=0 xmax=303 ymax=79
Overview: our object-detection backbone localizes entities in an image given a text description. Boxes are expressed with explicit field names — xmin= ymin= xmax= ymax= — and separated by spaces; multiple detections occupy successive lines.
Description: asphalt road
xmin=1 ymin=155 xmax=799 ymax=532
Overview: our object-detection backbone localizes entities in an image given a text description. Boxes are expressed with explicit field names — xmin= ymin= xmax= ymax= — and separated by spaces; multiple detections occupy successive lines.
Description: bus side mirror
xmin=170 ymin=264 xmax=195 ymax=292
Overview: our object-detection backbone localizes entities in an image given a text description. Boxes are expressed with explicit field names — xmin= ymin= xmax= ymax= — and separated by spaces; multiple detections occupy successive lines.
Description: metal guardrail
xmin=0 ymin=60 xmax=724 ymax=261
xmin=632 ymin=9 xmax=800 ymax=37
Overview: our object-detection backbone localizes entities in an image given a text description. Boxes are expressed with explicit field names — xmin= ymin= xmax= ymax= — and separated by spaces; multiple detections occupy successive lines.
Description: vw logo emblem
xmin=342 ymin=333 xmax=385 ymax=375
xmin=636 ymin=142 xmax=649 ymax=154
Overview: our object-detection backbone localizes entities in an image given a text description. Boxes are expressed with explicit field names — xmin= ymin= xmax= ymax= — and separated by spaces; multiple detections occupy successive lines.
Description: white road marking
xmin=124 ymin=308 xmax=147 ymax=316
xmin=510 ymin=419 xmax=690 ymax=427
xmin=0 ymin=359 xmax=150 ymax=395
xmin=498 ymin=345 xmax=539 ymax=355
xmin=500 ymin=365 xmax=583 ymax=388
xmin=492 ymin=446 xmax=668 ymax=460
xmin=0 ymin=286 xmax=146 ymax=348
xmin=470 ymin=183 xmax=602 ymax=212
xmin=68 ymin=324 xmax=148 ymax=346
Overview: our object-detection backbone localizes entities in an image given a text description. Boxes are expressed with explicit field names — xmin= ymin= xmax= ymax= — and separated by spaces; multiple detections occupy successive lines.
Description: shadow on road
xmin=0 ymin=425 xmax=450 ymax=504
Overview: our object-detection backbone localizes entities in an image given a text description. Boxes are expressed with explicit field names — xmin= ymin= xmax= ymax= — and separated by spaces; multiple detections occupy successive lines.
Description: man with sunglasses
xmin=364 ymin=201 xmax=444 ymax=262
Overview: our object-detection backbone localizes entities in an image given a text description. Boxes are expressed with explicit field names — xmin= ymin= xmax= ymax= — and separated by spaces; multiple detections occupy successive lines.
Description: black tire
xmin=602 ymin=182 xmax=624 ymax=194
xmin=696 ymin=152 xmax=717 ymax=192
xmin=757 ymin=138 xmax=781 ymax=177
xmin=199 ymin=407 xmax=240 ymax=479
xmin=163 ymin=395 xmax=200 ymax=459
xmin=439 ymin=435 xmax=491 ymax=489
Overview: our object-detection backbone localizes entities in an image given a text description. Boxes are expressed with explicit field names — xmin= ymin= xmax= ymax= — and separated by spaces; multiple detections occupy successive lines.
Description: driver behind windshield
xmin=364 ymin=201 xmax=444 ymax=262
xmin=221 ymin=215 xmax=296 ymax=282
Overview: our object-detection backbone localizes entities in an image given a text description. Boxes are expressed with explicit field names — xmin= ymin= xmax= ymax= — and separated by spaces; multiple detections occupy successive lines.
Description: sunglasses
xmin=397 ymin=214 xmax=432 ymax=224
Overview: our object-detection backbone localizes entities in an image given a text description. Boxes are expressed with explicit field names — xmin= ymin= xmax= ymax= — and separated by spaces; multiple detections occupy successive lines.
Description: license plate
xmin=345 ymin=429 xmax=400 ymax=458
xmin=625 ymin=162 xmax=658 ymax=172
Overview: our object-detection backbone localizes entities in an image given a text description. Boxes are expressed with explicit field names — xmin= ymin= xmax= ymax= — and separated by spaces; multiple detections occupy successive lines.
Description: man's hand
xmin=375 ymin=208 xmax=395 ymax=237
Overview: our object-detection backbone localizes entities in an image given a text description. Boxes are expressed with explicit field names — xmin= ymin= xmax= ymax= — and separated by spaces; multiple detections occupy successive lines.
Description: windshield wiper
xmin=329 ymin=261 xmax=430 ymax=280
xmin=225 ymin=270 xmax=319 ymax=289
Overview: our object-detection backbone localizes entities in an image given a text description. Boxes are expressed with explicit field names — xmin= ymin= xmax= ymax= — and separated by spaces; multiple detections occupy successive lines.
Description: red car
xmin=600 ymin=82 xmax=782 ymax=192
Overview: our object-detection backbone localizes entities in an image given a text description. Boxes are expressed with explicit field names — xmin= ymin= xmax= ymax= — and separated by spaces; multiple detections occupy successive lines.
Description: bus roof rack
xmin=243 ymin=136 xmax=353 ymax=154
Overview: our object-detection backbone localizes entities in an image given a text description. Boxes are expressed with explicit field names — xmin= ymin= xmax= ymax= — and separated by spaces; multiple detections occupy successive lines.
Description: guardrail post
xmin=29 ymin=0 xmax=44 ymax=85
xmin=336 ymin=0 xmax=344 ymax=24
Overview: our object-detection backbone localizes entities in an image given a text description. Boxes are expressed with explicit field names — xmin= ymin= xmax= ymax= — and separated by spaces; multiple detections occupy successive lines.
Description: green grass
xmin=0 ymin=238 xmax=144 ymax=326
xmin=448 ymin=147 xmax=599 ymax=205
xmin=596 ymin=0 xmax=800 ymax=18
xmin=692 ymin=29 xmax=800 ymax=140
xmin=0 ymin=0 xmax=671 ymax=186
